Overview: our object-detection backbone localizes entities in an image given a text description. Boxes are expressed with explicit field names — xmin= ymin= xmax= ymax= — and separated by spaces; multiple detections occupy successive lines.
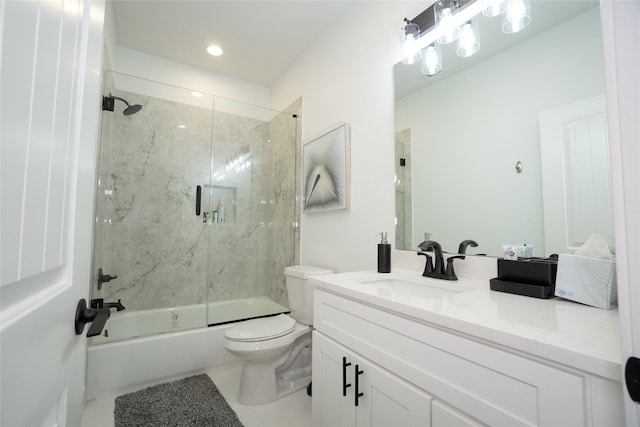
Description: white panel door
xmin=539 ymin=95 xmax=612 ymax=255
xmin=600 ymin=0 xmax=640 ymax=424
xmin=0 ymin=0 xmax=105 ymax=425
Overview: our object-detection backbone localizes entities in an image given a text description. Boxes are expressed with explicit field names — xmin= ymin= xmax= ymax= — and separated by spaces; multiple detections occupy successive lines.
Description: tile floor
xmin=81 ymin=362 xmax=312 ymax=427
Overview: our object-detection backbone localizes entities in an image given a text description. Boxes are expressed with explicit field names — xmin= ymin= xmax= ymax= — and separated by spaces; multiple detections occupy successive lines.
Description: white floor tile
xmin=207 ymin=364 xmax=312 ymax=427
xmin=81 ymin=362 xmax=312 ymax=427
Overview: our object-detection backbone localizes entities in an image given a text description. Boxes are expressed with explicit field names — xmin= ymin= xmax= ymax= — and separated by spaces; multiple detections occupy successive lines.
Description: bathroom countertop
xmin=310 ymin=269 xmax=622 ymax=382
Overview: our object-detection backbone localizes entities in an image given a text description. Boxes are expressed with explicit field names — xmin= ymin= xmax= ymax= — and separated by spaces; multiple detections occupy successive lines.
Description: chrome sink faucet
xmin=417 ymin=240 xmax=462 ymax=281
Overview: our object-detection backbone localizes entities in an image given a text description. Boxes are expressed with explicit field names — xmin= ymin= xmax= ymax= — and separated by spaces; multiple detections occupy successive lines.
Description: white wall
xmin=112 ymin=47 xmax=271 ymax=108
xmin=271 ymin=2 xmax=427 ymax=273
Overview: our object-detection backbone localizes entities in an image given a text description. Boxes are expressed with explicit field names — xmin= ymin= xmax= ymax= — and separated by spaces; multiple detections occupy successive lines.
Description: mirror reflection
xmin=394 ymin=1 xmax=612 ymax=258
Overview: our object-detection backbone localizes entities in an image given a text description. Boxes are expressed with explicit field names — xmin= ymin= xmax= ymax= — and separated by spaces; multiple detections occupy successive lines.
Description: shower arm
xmin=110 ymin=94 xmax=132 ymax=107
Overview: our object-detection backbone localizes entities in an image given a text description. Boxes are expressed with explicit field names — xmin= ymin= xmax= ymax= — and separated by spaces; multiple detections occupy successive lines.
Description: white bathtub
xmin=85 ymin=296 xmax=288 ymax=401
xmin=90 ymin=296 xmax=288 ymax=344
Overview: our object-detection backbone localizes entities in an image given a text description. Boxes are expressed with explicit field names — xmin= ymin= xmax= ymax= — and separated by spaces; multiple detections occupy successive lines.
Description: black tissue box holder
xmin=490 ymin=258 xmax=558 ymax=299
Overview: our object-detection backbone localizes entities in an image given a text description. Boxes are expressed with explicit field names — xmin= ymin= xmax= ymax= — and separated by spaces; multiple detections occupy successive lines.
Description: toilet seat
xmin=225 ymin=314 xmax=296 ymax=342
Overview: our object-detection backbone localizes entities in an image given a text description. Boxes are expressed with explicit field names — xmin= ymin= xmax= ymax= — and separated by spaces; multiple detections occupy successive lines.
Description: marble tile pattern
xmin=395 ymin=129 xmax=413 ymax=251
xmin=93 ymin=88 xmax=298 ymax=313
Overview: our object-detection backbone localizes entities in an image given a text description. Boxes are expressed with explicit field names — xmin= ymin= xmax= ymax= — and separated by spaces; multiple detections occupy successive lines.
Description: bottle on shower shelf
xmin=217 ymin=198 xmax=225 ymax=223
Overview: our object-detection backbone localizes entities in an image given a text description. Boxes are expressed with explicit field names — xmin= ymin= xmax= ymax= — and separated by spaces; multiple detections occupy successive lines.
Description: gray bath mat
xmin=114 ymin=374 xmax=243 ymax=427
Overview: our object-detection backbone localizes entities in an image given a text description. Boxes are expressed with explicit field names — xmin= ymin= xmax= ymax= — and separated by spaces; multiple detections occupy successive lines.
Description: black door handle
xmin=196 ymin=185 xmax=201 ymax=216
xmin=342 ymin=357 xmax=352 ymax=396
xmin=626 ymin=357 xmax=640 ymax=402
xmin=75 ymin=299 xmax=111 ymax=337
xmin=355 ymin=364 xmax=364 ymax=406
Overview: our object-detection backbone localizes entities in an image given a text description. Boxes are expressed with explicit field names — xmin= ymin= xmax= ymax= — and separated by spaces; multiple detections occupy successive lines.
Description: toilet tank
xmin=285 ymin=265 xmax=333 ymax=325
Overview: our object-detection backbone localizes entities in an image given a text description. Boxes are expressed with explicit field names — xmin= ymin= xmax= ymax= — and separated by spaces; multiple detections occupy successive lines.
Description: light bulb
xmin=422 ymin=44 xmax=442 ymax=77
xmin=401 ymin=20 xmax=422 ymax=65
xmin=457 ymin=21 xmax=480 ymax=57
xmin=482 ymin=0 xmax=506 ymax=17
xmin=502 ymin=0 xmax=531 ymax=34
xmin=402 ymin=33 xmax=422 ymax=64
xmin=435 ymin=0 xmax=460 ymax=44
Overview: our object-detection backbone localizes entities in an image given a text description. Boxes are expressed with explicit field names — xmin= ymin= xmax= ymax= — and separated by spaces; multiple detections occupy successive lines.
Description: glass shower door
xmin=91 ymin=71 xmax=214 ymax=342
xmin=206 ymin=97 xmax=298 ymax=325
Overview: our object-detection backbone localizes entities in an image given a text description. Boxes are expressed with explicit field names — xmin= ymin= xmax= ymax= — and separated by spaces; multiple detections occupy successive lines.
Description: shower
xmin=102 ymin=93 xmax=143 ymax=115
xmin=91 ymin=72 xmax=300 ymax=344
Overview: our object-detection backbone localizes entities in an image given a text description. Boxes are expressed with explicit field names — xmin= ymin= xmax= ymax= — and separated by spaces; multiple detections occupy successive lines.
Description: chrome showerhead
xmin=102 ymin=93 xmax=143 ymax=115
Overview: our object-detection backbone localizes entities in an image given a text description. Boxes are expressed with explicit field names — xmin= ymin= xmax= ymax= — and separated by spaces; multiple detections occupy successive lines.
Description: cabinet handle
xmin=355 ymin=364 xmax=364 ymax=406
xmin=342 ymin=357 xmax=352 ymax=396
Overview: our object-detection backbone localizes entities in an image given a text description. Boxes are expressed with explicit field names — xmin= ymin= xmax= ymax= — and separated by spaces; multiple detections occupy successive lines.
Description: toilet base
xmin=237 ymin=333 xmax=312 ymax=405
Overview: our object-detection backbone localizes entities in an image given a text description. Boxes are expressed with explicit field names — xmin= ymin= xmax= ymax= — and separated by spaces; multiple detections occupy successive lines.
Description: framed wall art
xmin=302 ymin=122 xmax=351 ymax=213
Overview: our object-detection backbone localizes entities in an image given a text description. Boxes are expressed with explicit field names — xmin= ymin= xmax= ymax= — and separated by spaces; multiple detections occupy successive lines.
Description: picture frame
xmin=302 ymin=122 xmax=351 ymax=213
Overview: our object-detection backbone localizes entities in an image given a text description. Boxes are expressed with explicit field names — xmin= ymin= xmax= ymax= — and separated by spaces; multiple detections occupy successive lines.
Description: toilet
xmin=224 ymin=265 xmax=333 ymax=405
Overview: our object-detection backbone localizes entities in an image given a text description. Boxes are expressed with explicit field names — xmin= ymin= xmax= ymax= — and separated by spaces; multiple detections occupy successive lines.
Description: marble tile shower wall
xmin=94 ymin=90 xmax=296 ymax=312
xmin=266 ymin=110 xmax=298 ymax=307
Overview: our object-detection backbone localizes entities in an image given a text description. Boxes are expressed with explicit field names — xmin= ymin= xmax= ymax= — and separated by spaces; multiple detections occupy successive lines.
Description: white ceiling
xmin=111 ymin=1 xmax=355 ymax=87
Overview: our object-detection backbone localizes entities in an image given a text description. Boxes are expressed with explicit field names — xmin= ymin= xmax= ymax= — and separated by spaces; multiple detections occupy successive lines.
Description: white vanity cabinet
xmin=313 ymin=331 xmax=432 ymax=427
xmin=312 ymin=288 xmax=623 ymax=427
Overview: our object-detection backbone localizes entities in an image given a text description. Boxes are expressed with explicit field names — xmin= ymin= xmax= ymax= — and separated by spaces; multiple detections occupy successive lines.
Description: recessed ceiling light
xmin=206 ymin=45 xmax=223 ymax=56
xmin=178 ymin=124 xmax=187 ymax=129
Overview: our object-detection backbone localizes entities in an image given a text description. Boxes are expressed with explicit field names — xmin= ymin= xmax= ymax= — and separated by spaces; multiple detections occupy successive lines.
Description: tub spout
xmin=103 ymin=299 xmax=126 ymax=312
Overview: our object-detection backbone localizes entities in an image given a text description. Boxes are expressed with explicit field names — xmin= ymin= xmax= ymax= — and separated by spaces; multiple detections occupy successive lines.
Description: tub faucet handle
xmin=97 ymin=268 xmax=118 ymax=290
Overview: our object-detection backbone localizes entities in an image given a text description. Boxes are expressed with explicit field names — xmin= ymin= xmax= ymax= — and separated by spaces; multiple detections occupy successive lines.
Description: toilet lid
xmin=225 ymin=314 xmax=296 ymax=342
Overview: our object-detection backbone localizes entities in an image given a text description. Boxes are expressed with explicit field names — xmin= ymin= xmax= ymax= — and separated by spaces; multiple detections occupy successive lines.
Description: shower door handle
xmin=196 ymin=185 xmax=202 ymax=216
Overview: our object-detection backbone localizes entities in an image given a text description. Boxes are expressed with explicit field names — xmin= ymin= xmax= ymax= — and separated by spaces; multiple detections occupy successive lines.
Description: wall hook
xmin=515 ymin=160 xmax=523 ymax=173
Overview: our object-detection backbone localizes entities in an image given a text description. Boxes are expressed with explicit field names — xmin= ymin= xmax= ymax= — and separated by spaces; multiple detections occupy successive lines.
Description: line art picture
xmin=303 ymin=122 xmax=351 ymax=213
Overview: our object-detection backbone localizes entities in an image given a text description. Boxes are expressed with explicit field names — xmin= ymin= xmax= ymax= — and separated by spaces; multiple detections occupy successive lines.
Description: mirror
xmin=394 ymin=1 xmax=613 ymax=258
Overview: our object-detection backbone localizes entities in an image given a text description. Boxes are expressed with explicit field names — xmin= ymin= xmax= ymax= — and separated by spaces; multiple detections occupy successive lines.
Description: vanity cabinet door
xmin=355 ymin=354 xmax=432 ymax=427
xmin=313 ymin=331 xmax=432 ymax=427
xmin=432 ymin=400 xmax=486 ymax=427
xmin=313 ymin=331 xmax=357 ymax=427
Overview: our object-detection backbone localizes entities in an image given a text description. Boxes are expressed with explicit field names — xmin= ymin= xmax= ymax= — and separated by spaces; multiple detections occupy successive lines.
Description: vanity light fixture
xmin=434 ymin=0 xmax=460 ymax=44
xmin=401 ymin=18 xmax=422 ymax=65
xmin=400 ymin=0 xmax=530 ymax=74
xmin=457 ymin=20 xmax=480 ymax=57
xmin=422 ymin=44 xmax=442 ymax=76
xmin=502 ymin=0 xmax=531 ymax=34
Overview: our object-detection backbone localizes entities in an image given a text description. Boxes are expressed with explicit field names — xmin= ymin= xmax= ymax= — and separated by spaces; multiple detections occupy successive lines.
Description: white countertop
xmin=310 ymin=268 xmax=622 ymax=382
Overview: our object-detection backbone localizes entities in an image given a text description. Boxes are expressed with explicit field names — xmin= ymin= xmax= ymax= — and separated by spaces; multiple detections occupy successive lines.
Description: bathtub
xmin=85 ymin=296 xmax=288 ymax=401
xmin=90 ymin=296 xmax=288 ymax=344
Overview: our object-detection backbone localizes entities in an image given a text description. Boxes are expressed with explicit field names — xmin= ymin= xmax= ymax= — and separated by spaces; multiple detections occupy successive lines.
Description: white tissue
xmin=575 ymin=233 xmax=614 ymax=260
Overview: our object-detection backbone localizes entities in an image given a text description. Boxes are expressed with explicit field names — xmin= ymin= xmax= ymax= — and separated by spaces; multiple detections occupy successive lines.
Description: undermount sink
xmin=360 ymin=277 xmax=461 ymax=299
